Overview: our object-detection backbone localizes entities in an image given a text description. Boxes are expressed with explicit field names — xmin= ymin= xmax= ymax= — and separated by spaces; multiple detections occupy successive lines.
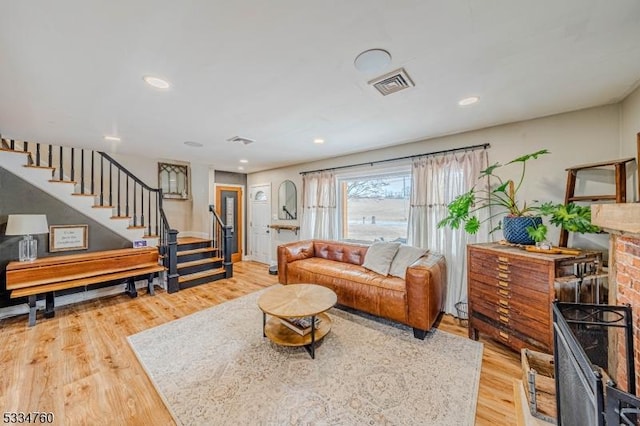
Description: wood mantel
xmin=591 ymin=203 xmax=640 ymax=236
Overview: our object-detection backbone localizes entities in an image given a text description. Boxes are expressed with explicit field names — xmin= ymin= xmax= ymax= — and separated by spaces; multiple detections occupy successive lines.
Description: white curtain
xmin=407 ymin=149 xmax=490 ymax=315
xmin=300 ymin=171 xmax=337 ymax=240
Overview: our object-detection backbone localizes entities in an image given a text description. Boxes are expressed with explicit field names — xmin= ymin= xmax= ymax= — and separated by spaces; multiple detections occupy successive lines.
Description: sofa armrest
xmin=277 ymin=240 xmax=315 ymax=284
xmin=405 ymin=252 xmax=447 ymax=331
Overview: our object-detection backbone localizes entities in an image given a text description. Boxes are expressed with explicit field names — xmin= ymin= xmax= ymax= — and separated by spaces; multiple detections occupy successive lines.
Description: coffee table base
xmin=262 ymin=312 xmax=332 ymax=359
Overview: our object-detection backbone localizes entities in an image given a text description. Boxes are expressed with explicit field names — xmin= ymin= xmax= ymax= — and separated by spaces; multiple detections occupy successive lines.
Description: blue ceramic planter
xmin=502 ymin=216 xmax=542 ymax=245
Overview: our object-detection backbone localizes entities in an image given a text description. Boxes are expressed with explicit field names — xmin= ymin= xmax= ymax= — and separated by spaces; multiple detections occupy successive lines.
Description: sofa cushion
xmin=389 ymin=245 xmax=428 ymax=279
xmin=362 ymin=241 xmax=400 ymax=276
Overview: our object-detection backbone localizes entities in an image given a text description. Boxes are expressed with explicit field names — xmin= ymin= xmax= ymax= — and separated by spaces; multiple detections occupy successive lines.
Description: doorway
xmin=250 ymin=184 xmax=271 ymax=264
xmin=215 ymin=185 xmax=243 ymax=263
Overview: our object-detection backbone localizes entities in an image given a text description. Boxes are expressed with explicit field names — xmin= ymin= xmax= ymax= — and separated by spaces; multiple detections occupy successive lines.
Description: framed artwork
xmin=158 ymin=162 xmax=189 ymax=199
xmin=49 ymin=224 xmax=89 ymax=252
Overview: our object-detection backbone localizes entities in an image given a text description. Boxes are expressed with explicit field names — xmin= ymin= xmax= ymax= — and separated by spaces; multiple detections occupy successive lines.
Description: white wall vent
xmin=368 ymin=67 xmax=415 ymax=96
xmin=226 ymin=136 xmax=255 ymax=145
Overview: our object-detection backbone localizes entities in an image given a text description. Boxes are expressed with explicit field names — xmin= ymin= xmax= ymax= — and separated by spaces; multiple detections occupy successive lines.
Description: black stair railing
xmin=0 ymin=137 xmax=180 ymax=293
xmin=209 ymin=205 xmax=233 ymax=278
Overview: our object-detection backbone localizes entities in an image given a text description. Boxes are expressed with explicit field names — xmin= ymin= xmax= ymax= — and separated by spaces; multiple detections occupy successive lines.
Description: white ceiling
xmin=1 ymin=1 xmax=640 ymax=173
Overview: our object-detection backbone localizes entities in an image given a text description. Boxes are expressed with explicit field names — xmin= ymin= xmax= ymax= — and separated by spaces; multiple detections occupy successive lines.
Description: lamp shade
xmin=5 ymin=214 xmax=49 ymax=235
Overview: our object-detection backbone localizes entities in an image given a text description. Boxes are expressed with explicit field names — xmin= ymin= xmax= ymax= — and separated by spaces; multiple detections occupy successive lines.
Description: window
xmin=337 ymin=167 xmax=411 ymax=243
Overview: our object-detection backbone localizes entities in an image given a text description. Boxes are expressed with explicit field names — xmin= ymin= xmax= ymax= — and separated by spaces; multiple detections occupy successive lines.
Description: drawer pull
xmin=498 ymin=289 xmax=510 ymax=297
xmin=499 ymin=331 xmax=509 ymax=340
xmin=498 ymin=307 xmax=510 ymax=315
xmin=497 ymin=264 xmax=509 ymax=271
xmin=498 ymin=298 xmax=509 ymax=307
xmin=499 ymin=315 xmax=509 ymax=323
xmin=498 ymin=256 xmax=509 ymax=263
xmin=498 ymin=272 xmax=509 ymax=279
xmin=498 ymin=280 xmax=510 ymax=288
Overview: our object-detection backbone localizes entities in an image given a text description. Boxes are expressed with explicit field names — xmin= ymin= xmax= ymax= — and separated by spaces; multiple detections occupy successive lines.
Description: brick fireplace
xmin=592 ymin=203 xmax=640 ymax=394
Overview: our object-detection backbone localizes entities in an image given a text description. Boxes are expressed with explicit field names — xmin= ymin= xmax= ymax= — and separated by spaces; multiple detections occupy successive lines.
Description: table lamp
xmin=5 ymin=214 xmax=49 ymax=261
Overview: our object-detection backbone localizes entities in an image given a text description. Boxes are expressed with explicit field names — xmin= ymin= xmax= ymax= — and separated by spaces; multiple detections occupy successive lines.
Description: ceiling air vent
xmin=226 ymin=136 xmax=255 ymax=145
xmin=368 ymin=67 xmax=415 ymax=96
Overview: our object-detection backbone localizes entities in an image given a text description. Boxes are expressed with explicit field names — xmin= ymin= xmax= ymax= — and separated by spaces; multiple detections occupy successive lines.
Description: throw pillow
xmin=389 ymin=245 xmax=428 ymax=279
xmin=362 ymin=242 xmax=401 ymax=276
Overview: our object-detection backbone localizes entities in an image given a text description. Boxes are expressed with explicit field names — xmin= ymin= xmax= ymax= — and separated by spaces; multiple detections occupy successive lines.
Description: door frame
xmin=248 ymin=183 xmax=272 ymax=264
xmin=214 ymin=184 xmax=245 ymax=263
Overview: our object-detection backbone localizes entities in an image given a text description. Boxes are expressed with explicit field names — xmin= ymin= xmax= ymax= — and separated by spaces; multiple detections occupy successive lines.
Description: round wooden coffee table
xmin=258 ymin=284 xmax=337 ymax=359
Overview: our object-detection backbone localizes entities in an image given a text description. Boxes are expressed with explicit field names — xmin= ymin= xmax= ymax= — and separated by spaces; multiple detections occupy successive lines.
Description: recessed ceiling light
xmin=458 ymin=96 xmax=479 ymax=106
xmin=239 ymin=159 xmax=248 ymax=163
xmin=238 ymin=166 xmax=245 ymax=171
xmin=354 ymin=49 xmax=392 ymax=73
xmin=143 ymin=75 xmax=170 ymax=89
xmin=104 ymin=135 xmax=121 ymax=142
xmin=313 ymin=138 xmax=325 ymax=144
xmin=184 ymin=141 xmax=203 ymax=147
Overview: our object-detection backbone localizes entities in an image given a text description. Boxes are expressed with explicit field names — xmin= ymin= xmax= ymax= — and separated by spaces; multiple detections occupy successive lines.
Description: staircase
xmin=176 ymin=237 xmax=226 ymax=289
xmin=0 ymin=137 xmax=233 ymax=292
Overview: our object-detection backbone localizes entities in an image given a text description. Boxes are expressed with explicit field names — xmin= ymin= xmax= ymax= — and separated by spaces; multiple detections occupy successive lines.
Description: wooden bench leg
xmin=126 ymin=278 xmax=138 ymax=298
xmin=44 ymin=292 xmax=55 ymax=318
xmin=147 ymin=273 xmax=155 ymax=296
xmin=28 ymin=295 xmax=37 ymax=327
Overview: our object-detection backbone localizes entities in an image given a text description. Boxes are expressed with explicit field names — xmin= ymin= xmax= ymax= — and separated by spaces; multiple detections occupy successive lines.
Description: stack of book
xmin=280 ymin=316 xmax=321 ymax=336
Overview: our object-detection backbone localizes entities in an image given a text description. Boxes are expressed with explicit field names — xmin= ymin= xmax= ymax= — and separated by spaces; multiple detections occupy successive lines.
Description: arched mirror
xmin=278 ymin=180 xmax=297 ymax=220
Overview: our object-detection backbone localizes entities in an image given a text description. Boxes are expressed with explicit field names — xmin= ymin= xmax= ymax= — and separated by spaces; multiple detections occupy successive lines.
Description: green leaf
xmin=526 ymin=223 xmax=548 ymax=243
xmin=479 ymin=162 xmax=502 ymax=177
xmin=464 ymin=216 xmax=481 ymax=234
xmin=506 ymin=149 xmax=550 ymax=164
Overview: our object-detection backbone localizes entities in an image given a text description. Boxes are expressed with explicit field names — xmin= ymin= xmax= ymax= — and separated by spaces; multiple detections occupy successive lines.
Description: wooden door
xmin=215 ymin=185 xmax=243 ymax=263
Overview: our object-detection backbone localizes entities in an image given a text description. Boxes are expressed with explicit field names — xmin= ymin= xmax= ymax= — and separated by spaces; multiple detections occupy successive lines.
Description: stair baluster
xmin=117 ymin=169 xmax=121 ymax=217
xmin=70 ymin=148 xmax=75 ymax=182
xmin=36 ymin=143 xmax=41 ymax=167
xmin=80 ymin=149 xmax=85 ymax=194
xmin=108 ymin=163 xmax=113 ymax=207
xmin=125 ymin=176 xmax=130 ymax=218
xmin=48 ymin=145 xmax=52 ymax=168
xmin=100 ymin=155 xmax=104 ymax=206
xmin=90 ymin=151 xmax=95 ymax=195
xmin=59 ymin=146 xmax=64 ymax=180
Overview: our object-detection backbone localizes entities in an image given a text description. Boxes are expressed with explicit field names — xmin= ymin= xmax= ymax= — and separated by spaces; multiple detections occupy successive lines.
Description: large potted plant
xmin=437 ymin=149 xmax=599 ymax=245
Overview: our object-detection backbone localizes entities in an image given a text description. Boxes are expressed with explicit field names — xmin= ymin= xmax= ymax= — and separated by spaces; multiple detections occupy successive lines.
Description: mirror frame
xmin=278 ymin=180 xmax=297 ymax=220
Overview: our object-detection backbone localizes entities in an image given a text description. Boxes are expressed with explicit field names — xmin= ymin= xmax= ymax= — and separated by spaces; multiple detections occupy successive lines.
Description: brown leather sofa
xmin=277 ymin=239 xmax=446 ymax=339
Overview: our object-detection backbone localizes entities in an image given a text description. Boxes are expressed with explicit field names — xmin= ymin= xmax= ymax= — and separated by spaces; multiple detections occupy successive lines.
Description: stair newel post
xmin=48 ymin=144 xmax=52 ymax=168
xmin=36 ymin=143 xmax=40 ymax=166
xmin=108 ymin=163 xmax=113 ymax=207
xmin=117 ymin=169 xmax=121 ymax=217
xmin=70 ymin=147 xmax=75 ymax=182
xmin=59 ymin=146 xmax=64 ymax=180
xmin=166 ymin=229 xmax=179 ymax=293
xmin=158 ymin=189 xmax=165 ymax=246
xmin=90 ymin=151 xmax=95 ymax=195
xmin=80 ymin=149 xmax=85 ymax=194
xmin=223 ymin=225 xmax=233 ymax=278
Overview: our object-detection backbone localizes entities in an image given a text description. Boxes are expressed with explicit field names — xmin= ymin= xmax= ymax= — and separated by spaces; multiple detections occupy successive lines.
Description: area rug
xmin=128 ymin=288 xmax=483 ymax=426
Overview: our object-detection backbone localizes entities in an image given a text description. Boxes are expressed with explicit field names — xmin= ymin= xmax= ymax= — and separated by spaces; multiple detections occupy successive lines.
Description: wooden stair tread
xmin=178 ymin=268 xmax=225 ymax=283
xmin=178 ymin=258 xmax=223 ymax=269
xmin=110 ymin=216 xmax=131 ymax=220
xmin=127 ymin=225 xmax=146 ymax=229
xmin=92 ymin=205 xmax=114 ymax=208
xmin=11 ymin=264 xmax=165 ymax=298
xmin=177 ymin=247 xmax=215 ymax=256
xmin=177 ymin=237 xmax=212 ymax=245
xmin=72 ymin=193 xmax=97 ymax=197
xmin=142 ymin=234 xmax=159 ymax=239
xmin=48 ymin=179 xmax=77 ymax=184
xmin=0 ymin=148 xmax=29 ymax=154
xmin=566 ymin=157 xmax=635 ymax=172
xmin=24 ymin=165 xmax=55 ymax=170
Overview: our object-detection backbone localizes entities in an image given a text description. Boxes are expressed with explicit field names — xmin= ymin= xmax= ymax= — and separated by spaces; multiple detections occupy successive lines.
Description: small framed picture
xmin=49 ymin=224 xmax=88 ymax=252
xmin=133 ymin=239 xmax=148 ymax=248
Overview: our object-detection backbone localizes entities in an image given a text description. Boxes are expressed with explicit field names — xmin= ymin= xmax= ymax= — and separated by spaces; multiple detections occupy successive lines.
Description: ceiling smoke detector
xmin=368 ymin=68 xmax=415 ymax=96
xmin=226 ymin=136 xmax=255 ymax=145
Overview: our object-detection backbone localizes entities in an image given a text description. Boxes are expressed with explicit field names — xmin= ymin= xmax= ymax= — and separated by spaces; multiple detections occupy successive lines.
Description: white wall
xmin=620 ymin=84 xmax=640 ymax=201
xmin=109 ymin=152 xmax=210 ymax=235
xmin=249 ymin=104 xmax=621 ymax=259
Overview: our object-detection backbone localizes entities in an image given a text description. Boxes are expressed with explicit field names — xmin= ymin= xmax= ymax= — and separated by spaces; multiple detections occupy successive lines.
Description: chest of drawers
xmin=467 ymin=243 xmax=602 ymax=353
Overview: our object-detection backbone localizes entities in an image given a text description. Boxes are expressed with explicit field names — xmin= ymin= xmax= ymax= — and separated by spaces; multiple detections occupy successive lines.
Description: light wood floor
xmin=0 ymin=261 xmax=521 ymax=425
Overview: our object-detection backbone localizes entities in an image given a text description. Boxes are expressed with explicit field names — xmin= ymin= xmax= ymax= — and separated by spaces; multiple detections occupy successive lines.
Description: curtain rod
xmin=300 ymin=142 xmax=490 ymax=175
